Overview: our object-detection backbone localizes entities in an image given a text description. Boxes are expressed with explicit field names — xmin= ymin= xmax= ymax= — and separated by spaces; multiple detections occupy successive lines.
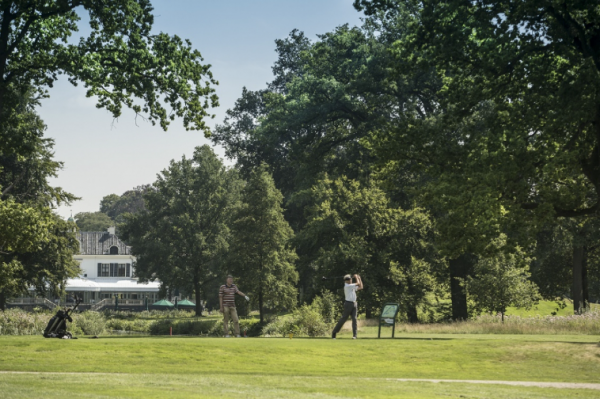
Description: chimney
xmin=107 ymin=226 xmax=116 ymax=235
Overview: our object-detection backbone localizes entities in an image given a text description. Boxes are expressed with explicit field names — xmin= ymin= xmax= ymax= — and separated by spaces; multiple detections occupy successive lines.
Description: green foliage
xmin=0 ymin=209 xmax=80 ymax=306
xmin=0 ymin=308 xmax=51 ymax=335
xmin=103 ymin=309 xmax=196 ymax=320
xmin=73 ymin=311 xmax=106 ymax=336
xmin=0 ymin=89 xmax=76 ymax=207
xmin=395 ymin=311 xmax=600 ymax=336
xmin=211 ymin=25 xmax=392 ymax=216
xmin=261 ymin=294 xmax=335 ymax=337
xmin=208 ymin=318 xmax=262 ymax=337
xmin=75 ymin=211 xmax=114 ymax=232
xmin=262 ymin=306 xmax=330 ymax=338
xmin=311 ymin=290 xmax=339 ymax=324
xmin=0 ymin=91 xmax=79 ymax=308
xmin=229 ymin=163 xmax=298 ymax=322
xmin=0 ymin=1 xmax=218 ymax=132
xmin=297 ymin=176 xmax=442 ymax=321
xmin=212 ymin=20 xmax=445 ymax=318
xmin=121 ymin=145 xmax=242 ymax=315
xmin=145 ymin=317 xmax=260 ymax=336
xmin=100 ymin=185 xmax=150 ymax=223
xmin=357 ymin=0 xmax=600 ymax=255
xmin=464 ymin=236 xmax=541 ymax=321
xmin=104 ymin=316 xmax=156 ymax=334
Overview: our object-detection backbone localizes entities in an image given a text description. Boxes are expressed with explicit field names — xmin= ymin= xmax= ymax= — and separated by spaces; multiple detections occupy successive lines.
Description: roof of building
xmin=65 ymin=278 xmax=160 ymax=292
xmin=77 ymin=231 xmax=131 ymax=255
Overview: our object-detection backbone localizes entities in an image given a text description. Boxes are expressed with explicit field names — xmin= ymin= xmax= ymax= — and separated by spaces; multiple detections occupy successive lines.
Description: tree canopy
xmin=0 ymin=90 xmax=79 ymax=309
xmin=74 ymin=211 xmax=113 ymax=232
xmin=229 ymin=163 xmax=298 ymax=322
xmin=0 ymin=0 xmax=218 ymax=132
xmin=121 ymin=145 xmax=241 ymax=316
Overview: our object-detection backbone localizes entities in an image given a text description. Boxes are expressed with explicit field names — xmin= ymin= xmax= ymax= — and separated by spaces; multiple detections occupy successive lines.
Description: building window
xmin=97 ymin=263 xmax=110 ymax=277
xmin=118 ymin=264 xmax=126 ymax=277
xmin=110 ymin=246 xmax=119 ymax=255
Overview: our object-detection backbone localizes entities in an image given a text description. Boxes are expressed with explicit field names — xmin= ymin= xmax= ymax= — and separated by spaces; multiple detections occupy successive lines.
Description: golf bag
xmin=43 ymin=295 xmax=82 ymax=339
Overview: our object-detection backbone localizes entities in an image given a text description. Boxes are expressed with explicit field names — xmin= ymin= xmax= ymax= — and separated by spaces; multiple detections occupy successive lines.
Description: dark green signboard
xmin=378 ymin=303 xmax=400 ymax=338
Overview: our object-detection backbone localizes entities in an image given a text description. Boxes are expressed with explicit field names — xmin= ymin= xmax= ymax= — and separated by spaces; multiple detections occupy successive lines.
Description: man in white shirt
xmin=332 ymin=273 xmax=363 ymax=339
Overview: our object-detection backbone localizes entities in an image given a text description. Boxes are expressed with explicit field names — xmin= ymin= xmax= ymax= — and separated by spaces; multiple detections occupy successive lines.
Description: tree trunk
xmin=572 ymin=245 xmax=584 ymax=314
xmin=449 ymin=254 xmax=471 ymax=321
xmin=366 ymin=307 xmax=372 ymax=319
xmin=407 ymin=303 xmax=419 ymax=323
xmin=259 ymin=287 xmax=264 ymax=324
xmin=0 ymin=290 xmax=6 ymax=311
xmin=194 ymin=278 xmax=202 ymax=317
xmin=582 ymin=246 xmax=589 ymax=310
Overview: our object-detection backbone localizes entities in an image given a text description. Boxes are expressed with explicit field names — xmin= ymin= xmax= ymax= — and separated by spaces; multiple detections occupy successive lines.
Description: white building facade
xmin=66 ymin=227 xmax=160 ymax=307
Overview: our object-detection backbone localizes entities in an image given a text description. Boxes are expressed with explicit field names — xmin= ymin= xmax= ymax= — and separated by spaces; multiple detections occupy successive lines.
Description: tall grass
xmin=4 ymin=307 xmax=599 ymax=336
xmin=0 ymin=308 xmax=52 ymax=335
xmin=389 ymin=311 xmax=600 ymax=335
xmin=103 ymin=309 xmax=197 ymax=319
xmin=339 ymin=311 xmax=600 ymax=335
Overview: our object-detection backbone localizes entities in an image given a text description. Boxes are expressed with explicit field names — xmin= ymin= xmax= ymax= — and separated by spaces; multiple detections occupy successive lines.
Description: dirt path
xmin=391 ymin=378 xmax=600 ymax=390
xmin=0 ymin=371 xmax=598 ymax=390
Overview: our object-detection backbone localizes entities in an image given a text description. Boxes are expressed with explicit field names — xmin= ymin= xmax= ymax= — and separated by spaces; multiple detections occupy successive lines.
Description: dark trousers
xmin=332 ymin=301 xmax=357 ymax=337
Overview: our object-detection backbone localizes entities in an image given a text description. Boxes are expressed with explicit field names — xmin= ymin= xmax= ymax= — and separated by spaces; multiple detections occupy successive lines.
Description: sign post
xmin=378 ymin=303 xmax=400 ymax=338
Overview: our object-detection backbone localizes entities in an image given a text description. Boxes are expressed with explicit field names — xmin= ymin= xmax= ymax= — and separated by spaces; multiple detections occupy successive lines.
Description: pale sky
xmin=42 ymin=0 xmax=364 ymax=219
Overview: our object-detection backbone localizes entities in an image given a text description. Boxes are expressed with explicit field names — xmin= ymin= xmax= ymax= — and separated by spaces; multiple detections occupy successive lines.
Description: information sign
xmin=378 ymin=303 xmax=400 ymax=338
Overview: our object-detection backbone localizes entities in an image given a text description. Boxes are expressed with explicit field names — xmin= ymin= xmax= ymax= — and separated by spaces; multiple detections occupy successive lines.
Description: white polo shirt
xmin=344 ymin=283 xmax=359 ymax=302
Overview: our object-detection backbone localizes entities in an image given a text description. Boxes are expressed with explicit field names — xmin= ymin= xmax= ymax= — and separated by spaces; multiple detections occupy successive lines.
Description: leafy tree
xmin=465 ymin=236 xmax=541 ymax=322
xmin=229 ymin=164 xmax=299 ymax=323
xmin=354 ymin=0 xmax=600 ymax=313
xmin=100 ymin=185 xmax=150 ymax=223
xmin=0 ymin=0 xmax=218 ymax=132
xmin=99 ymin=195 xmax=120 ymax=217
xmin=0 ymin=90 xmax=79 ymax=309
xmin=212 ymin=22 xmax=434 ymax=306
xmin=0 ymin=89 xmax=75 ymax=205
xmin=297 ymin=176 xmax=441 ymax=321
xmin=121 ymin=145 xmax=241 ymax=316
xmin=74 ymin=211 xmax=114 ymax=232
xmin=0 ymin=204 xmax=79 ymax=309
xmin=211 ymin=25 xmax=390 ymax=204
xmin=532 ymin=218 xmax=600 ymax=312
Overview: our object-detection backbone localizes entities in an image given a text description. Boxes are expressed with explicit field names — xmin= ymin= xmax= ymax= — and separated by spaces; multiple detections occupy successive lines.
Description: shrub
xmin=208 ymin=318 xmax=262 ymax=337
xmin=73 ymin=311 xmax=106 ymax=336
xmin=102 ymin=309 xmax=196 ymax=320
xmin=311 ymin=290 xmax=340 ymax=324
xmin=0 ymin=308 xmax=51 ymax=335
xmin=149 ymin=319 xmax=217 ymax=335
xmin=262 ymin=304 xmax=330 ymax=337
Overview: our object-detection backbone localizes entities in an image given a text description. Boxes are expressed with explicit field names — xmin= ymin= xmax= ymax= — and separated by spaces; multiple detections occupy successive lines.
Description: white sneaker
xmin=225 ymin=335 xmax=230 ymax=338
xmin=236 ymin=335 xmax=241 ymax=338
xmin=353 ymin=336 xmax=357 ymax=339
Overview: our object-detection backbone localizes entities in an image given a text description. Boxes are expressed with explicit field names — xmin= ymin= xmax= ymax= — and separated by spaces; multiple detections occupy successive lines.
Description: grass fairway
xmin=1 ymin=334 xmax=599 ymax=398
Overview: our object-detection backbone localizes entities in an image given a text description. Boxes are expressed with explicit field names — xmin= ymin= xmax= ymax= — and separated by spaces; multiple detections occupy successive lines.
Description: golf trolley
xmin=43 ymin=295 xmax=82 ymax=339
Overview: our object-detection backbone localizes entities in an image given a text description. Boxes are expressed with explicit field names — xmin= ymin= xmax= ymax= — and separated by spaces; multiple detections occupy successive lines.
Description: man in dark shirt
xmin=219 ymin=275 xmax=249 ymax=337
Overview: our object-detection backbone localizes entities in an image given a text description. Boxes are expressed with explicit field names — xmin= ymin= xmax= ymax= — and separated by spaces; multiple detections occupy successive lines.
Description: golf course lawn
xmin=1 ymin=333 xmax=599 ymax=398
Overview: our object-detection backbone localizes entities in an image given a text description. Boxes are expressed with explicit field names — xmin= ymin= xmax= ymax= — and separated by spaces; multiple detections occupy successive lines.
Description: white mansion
xmin=65 ymin=227 xmax=160 ymax=308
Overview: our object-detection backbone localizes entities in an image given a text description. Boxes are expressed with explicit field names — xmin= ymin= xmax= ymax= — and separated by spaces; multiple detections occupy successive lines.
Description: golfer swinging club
xmin=219 ymin=275 xmax=249 ymax=337
xmin=332 ymin=273 xmax=363 ymax=339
